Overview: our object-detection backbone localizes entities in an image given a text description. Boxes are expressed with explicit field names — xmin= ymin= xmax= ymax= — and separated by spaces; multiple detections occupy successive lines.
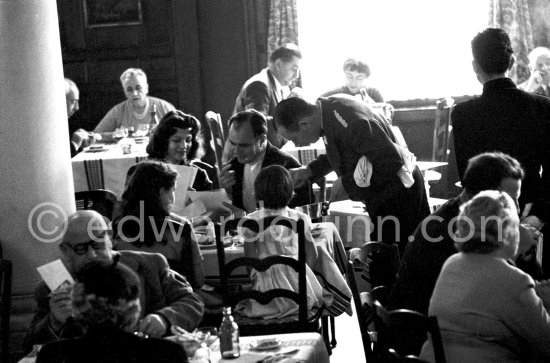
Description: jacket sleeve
xmin=240 ymin=81 xmax=270 ymax=115
xmin=154 ymin=254 xmax=205 ymax=332
xmin=22 ymin=284 xmax=59 ymax=354
xmin=308 ymin=154 xmax=333 ymax=181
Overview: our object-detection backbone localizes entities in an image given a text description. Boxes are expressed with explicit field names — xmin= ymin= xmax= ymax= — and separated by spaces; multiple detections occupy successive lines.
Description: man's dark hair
xmin=228 ymin=109 xmax=267 ymax=137
xmin=273 ymin=97 xmax=317 ymax=132
xmin=269 ymin=43 xmax=302 ymax=63
xmin=462 ymin=152 xmax=524 ymax=196
xmin=343 ymin=58 xmax=371 ymax=77
xmin=471 ymin=28 xmax=514 ymax=75
xmin=254 ymin=165 xmax=294 ymax=209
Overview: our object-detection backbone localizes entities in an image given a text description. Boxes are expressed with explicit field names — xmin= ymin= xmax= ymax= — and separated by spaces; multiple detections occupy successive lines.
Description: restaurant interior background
xmin=62 ymin=0 xmax=550 ymax=161
xmin=2 ymin=0 xmax=550 ymax=360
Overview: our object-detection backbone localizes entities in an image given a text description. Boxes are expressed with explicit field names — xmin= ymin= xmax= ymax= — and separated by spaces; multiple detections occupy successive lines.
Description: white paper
xmin=36 ymin=259 xmax=74 ymax=291
xmin=171 ymin=164 xmax=198 ymax=213
xmin=188 ymin=189 xmax=233 ymax=212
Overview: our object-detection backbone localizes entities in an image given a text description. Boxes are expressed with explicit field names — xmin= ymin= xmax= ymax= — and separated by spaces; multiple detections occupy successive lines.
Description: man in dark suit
xmin=233 ymin=43 xmax=302 ymax=148
xmin=273 ymin=95 xmax=430 ymax=248
xmin=65 ymin=78 xmax=98 ymax=157
xmin=219 ymin=110 xmax=313 ymax=213
xmin=451 ymin=28 xmax=550 ymax=273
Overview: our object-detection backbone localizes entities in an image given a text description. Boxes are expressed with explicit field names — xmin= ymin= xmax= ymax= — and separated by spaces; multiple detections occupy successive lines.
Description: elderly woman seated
xmin=146 ymin=110 xmax=215 ymax=191
xmin=420 ymin=190 xmax=550 ymax=363
xmin=37 ymin=259 xmax=186 ymax=363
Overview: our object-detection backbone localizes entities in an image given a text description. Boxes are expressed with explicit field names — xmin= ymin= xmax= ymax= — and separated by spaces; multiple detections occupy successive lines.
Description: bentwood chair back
xmin=216 ymin=217 xmax=326 ymax=344
xmin=74 ymin=189 xmax=117 ymax=220
xmin=204 ymin=111 xmax=225 ymax=171
xmin=374 ymin=301 xmax=446 ymax=363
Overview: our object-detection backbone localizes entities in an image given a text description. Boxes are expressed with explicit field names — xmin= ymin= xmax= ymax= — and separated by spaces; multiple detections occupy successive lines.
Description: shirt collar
xmin=273 ymin=74 xmax=290 ymax=100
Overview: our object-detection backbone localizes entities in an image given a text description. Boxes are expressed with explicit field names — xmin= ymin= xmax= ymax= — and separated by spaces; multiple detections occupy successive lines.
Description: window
xmin=297 ymin=0 xmax=488 ymax=101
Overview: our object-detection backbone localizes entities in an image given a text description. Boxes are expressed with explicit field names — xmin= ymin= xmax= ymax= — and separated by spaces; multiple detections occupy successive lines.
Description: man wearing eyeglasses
xmin=23 ymin=210 xmax=204 ymax=354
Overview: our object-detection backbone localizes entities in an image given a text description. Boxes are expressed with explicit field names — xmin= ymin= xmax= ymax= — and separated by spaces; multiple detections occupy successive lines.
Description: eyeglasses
xmin=64 ymin=240 xmax=107 ymax=256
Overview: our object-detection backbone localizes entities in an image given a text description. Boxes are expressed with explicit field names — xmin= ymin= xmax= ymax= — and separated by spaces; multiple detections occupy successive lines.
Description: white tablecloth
xmin=207 ymin=332 xmax=329 ymax=363
xmin=71 ymin=142 xmax=148 ymax=198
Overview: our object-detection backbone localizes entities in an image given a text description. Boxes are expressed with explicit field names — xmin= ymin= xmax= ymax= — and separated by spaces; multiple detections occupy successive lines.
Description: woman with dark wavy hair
xmin=37 ymin=259 xmax=187 ymax=363
xmin=146 ymin=109 xmax=214 ymax=191
xmin=113 ymin=160 xmax=205 ymax=290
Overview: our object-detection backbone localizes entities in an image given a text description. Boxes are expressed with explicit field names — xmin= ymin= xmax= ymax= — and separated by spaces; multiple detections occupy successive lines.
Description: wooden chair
xmin=346 ymin=260 xmax=375 ymax=362
xmin=350 ymin=242 xmax=401 ymax=290
xmin=74 ymin=189 xmax=117 ymax=220
xmin=432 ymin=98 xmax=453 ymax=163
xmin=204 ymin=111 xmax=225 ymax=171
xmin=216 ymin=217 xmax=322 ymax=333
xmin=428 ymin=98 xmax=456 ymax=198
xmin=374 ymin=301 xmax=446 ymax=363
xmin=0 ymin=259 xmax=12 ymax=363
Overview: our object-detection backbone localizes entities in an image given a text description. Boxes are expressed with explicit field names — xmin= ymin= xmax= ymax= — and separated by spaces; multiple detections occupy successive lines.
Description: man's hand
xmin=517 ymin=224 xmax=541 ymax=256
xmin=522 ymin=215 xmax=544 ymax=231
xmin=49 ymin=288 xmax=73 ymax=331
xmin=219 ymin=164 xmax=236 ymax=192
xmin=71 ymin=129 xmax=98 ymax=150
xmin=536 ymin=280 xmax=550 ymax=310
xmin=289 ymin=166 xmax=312 ymax=188
xmin=138 ymin=313 xmax=168 ymax=338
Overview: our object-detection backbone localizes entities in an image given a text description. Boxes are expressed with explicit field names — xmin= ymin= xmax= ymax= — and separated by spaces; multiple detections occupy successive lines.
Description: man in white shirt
xmin=233 ymin=44 xmax=302 ymax=148
xmin=219 ymin=110 xmax=313 ymax=212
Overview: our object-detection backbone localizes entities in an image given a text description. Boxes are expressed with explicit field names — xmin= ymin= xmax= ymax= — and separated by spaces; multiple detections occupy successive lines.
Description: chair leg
xmin=321 ymin=316 xmax=332 ymax=355
xmin=330 ymin=316 xmax=337 ymax=348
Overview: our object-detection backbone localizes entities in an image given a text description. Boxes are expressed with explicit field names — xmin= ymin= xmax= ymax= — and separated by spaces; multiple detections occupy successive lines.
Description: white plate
xmin=249 ymin=338 xmax=282 ymax=351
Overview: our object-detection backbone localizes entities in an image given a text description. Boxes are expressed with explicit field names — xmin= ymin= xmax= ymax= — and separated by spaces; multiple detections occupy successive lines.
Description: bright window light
xmin=297 ymin=0 xmax=489 ymax=101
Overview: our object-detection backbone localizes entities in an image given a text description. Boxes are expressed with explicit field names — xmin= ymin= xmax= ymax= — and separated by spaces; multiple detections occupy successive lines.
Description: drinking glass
xmin=191 ymin=327 xmax=218 ymax=362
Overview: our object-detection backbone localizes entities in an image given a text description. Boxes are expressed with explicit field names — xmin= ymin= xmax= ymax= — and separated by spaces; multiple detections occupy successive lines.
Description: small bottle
xmin=219 ymin=306 xmax=240 ymax=359
xmin=148 ymin=104 xmax=159 ymax=136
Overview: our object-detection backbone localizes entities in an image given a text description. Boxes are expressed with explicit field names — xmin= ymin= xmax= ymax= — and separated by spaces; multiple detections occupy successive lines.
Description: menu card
xmin=36 ymin=259 xmax=74 ymax=291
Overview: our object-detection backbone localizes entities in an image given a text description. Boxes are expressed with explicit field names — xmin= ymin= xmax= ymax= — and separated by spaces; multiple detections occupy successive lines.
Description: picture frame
xmin=83 ymin=0 xmax=143 ymax=28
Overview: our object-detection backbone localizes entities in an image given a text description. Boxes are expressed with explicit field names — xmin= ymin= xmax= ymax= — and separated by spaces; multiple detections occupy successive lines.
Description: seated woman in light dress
xmin=236 ymin=165 xmax=324 ymax=319
xmin=420 ymin=190 xmax=550 ymax=363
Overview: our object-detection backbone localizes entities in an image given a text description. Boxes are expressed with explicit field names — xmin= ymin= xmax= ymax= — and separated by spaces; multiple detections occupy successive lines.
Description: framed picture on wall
xmin=83 ymin=0 xmax=143 ymax=28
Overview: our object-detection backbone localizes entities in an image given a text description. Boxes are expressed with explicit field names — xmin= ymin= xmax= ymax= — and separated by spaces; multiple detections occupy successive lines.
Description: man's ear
xmin=508 ymin=56 xmax=515 ymax=71
xmin=298 ymin=118 xmax=310 ymax=131
xmin=259 ymin=134 xmax=267 ymax=144
xmin=472 ymin=59 xmax=480 ymax=74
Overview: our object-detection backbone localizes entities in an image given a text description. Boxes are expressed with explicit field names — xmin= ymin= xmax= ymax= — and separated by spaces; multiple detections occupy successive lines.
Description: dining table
xmin=19 ymin=332 xmax=329 ymax=363
xmin=71 ymin=138 xmax=149 ymax=198
xmin=206 ymin=332 xmax=329 ymax=363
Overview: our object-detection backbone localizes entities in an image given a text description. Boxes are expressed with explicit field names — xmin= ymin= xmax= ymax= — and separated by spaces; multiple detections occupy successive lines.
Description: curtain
xmin=489 ymin=0 xmax=534 ymax=83
xmin=267 ymin=0 xmax=299 ymax=55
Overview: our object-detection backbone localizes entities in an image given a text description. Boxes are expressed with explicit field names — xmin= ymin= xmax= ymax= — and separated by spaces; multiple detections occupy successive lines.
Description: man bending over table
xmin=22 ymin=210 xmax=204 ymax=354
xmin=273 ymin=95 xmax=430 ymax=249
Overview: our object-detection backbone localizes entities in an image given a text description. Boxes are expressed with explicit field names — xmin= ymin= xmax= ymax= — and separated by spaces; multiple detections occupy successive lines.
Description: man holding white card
xmin=23 ymin=210 xmax=204 ymax=354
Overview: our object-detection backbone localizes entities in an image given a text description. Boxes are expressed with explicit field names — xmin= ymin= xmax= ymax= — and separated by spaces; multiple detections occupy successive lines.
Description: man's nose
xmin=74 ymin=102 xmax=80 ymax=111
xmin=85 ymin=248 xmax=97 ymax=258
